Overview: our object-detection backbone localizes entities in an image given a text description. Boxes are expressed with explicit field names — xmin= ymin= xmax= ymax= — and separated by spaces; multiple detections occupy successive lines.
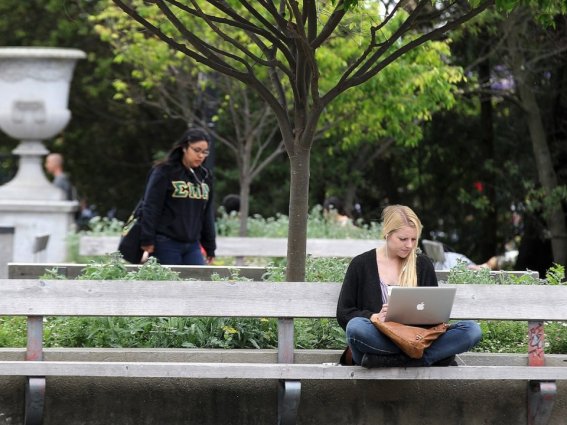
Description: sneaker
xmin=361 ymin=353 xmax=425 ymax=368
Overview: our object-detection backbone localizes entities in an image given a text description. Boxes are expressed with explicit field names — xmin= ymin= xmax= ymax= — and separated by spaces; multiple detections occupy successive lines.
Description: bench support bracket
xmin=528 ymin=380 xmax=556 ymax=425
xmin=277 ymin=380 xmax=301 ymax=425
xmin=25 ymin=377 xmax=46 ymax=425
xmin=25 ymin=316 xmax=45 ymax=425
xmin=277 ymin=318 xmax=300 ymax=424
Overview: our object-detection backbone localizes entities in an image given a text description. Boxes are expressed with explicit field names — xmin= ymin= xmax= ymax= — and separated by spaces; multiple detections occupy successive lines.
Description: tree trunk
xmin=286 ymin=148 xmax=311 ymax=282
xmin=238 ymin=177 xmax=250 ymax=237
xmin=517 ymin=81 xmax=567 ymax=266
xmin=507 ymin=13 xmax=567 ymax=267
xmin=478 ymin=35 xmax=497 ymax=262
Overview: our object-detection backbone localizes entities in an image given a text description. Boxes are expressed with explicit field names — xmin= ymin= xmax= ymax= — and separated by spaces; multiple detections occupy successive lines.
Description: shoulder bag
xmin=118 ymin=200 xmax=144 ymax=264
xmin=374 ymin=321 xmax=449 ymax=359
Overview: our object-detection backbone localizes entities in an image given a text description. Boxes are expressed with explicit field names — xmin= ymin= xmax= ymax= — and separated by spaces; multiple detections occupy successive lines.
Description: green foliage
xmin=78 ymin=253 xmax=129 ymax=280
xmin=447 ymin=260 xmax=495 ymax=284
xmin=447 ymin=259 xmax=546 ymax=285
xmin=456 ymin=187 xmax=492 ymax=214
xmin=473 ymin=320 xmax=567 ymax=355
xmin=126 ymin=257 xmax=181 ymax=281
xmin=447 ymin=259 xmax=565 ymax=285
xmin=545 ymin=263 xmax=566 ymax=285
xmin=473 ymin=320 xmax=528 ymax=353
xmin=320 ymin=24 xmax=464 ymax=150
xmin=216 ymin=204 xmax=381 ymax=239
xmin=524 ymin=183 xmax=567 ymax=221
xmin=264 ymin=256 xmax=351 ymax=284
xmin=295 ymin=318 xmax=345 ymax=349
xmin=494 ymin=0 xmax=567 ymax=26
xmin=0 ymin=317 xmax=26 ymax=347
xmin=40 ymin=267 xmax=68 ymax=280
xmin=51 ymin=315 xmax=277 ymax=350
xmin=545 ymin=322 xmax=567 ymax=353
xmin=209 ymin=270 xmax=253 ymax=282
xmin=85 ymin=216 xmax=125 ymax=235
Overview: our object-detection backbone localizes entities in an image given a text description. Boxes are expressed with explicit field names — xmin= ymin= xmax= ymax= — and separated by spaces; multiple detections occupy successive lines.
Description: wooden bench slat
xmin=451 ymin=284 xmax=567 ymax=321
xmin=7 ymin=263 xmax=268 ymax=280
xmin=0 ymin=280 xmax=340 ymax=317
xmin=0 ymin=280 xmax=565 ymax=320
xmin=0 ymin=361 xmax=565 ymax=380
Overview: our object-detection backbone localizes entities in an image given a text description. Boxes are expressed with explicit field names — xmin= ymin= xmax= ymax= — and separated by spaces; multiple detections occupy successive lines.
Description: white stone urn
xmin=0 ymin=47 xmax=85 ymax=272
xmin=0 ymin=47 xmax=86 ymax=200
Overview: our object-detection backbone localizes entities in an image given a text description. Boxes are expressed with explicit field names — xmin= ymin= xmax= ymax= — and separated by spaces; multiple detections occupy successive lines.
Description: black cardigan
xmin=336 ymin=249 xmax=437 ymax=330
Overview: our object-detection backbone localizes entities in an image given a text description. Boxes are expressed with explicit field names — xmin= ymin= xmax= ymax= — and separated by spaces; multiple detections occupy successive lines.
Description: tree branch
xmin=352 ymin=0 xmax=431 ymax=79
xmin=312 ymin=1 xmax=347 ymax=48
xmin=323 ymin=0 xmax=494 ymax=106
xmin=112 ymin=0 xmax=248 ymax=81
xmin=155 ymin=1 xmax=258 ymax=72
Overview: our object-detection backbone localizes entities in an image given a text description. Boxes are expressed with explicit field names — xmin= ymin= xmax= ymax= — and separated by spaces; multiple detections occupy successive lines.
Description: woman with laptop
xmin=336 ymin=205 xmax=482 ymax=368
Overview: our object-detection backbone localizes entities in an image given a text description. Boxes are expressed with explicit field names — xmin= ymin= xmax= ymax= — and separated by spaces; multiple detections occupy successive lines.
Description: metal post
xmin=25 ymin=316 xmax=45 ymax=425
xmin=527 ymin=320 xmax=556 ymax=425
xmin=277 ymin=318 xmax=301 ymax=424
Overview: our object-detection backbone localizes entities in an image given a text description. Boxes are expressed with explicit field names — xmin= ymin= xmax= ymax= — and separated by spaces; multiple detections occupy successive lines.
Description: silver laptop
xmin=385 ymin=287 xmax=457 ymax=325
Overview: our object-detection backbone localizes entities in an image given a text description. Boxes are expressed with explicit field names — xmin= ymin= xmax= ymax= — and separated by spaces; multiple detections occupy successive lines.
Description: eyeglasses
xmin=188 ymin=146 xmax=210 ymax=157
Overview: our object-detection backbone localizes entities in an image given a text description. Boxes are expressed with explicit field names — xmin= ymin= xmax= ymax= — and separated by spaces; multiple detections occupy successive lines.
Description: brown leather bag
xmin=374 ymin=321 xmax=449 ymax=359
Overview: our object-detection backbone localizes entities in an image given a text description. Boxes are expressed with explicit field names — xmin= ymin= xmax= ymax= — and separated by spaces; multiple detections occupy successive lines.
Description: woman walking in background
xmin=140 ymin=128 xmax=216 ymax=265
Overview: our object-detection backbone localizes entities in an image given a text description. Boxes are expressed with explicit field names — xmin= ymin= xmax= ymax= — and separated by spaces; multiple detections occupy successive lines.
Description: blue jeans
xmin=154 ymin=235 xmax=205 ymax=265
xmin=346 ymin=317 xmax=482 ymax=365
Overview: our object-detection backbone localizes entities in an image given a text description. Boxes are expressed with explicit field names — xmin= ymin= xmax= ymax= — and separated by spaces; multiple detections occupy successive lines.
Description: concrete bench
xmin=0 ymin=279 xmax=565 ymax=425
xmin=78 ymin=235 xmax=381 ymax=258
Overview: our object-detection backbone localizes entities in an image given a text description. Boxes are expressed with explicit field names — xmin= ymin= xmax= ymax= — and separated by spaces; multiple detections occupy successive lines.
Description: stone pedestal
xmin=0 ymin=47 xmax=85 ymax=274
xmin=0 ymin=227 xmax=15 ymax=278
xmin=0 ymin=200 xmax=77 ymax=265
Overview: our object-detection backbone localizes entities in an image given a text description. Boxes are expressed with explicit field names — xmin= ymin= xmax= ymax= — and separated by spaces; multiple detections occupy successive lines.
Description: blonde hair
xmin=381 ymin=205 xmax=423 ymax=287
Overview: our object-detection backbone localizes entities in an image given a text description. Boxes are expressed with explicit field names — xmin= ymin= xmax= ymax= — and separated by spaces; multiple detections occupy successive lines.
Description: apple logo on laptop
xmin=416 ymin=302 xmax=425 ymax=311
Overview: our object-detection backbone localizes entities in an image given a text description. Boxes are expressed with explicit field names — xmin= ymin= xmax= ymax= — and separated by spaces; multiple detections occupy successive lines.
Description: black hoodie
xmin=140 ymin=162 xmax=216 ymax=257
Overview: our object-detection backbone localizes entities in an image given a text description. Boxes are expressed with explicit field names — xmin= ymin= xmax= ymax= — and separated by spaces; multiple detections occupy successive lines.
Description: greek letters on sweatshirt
xmin=140 ymin=162 xmax=216 ymax=257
